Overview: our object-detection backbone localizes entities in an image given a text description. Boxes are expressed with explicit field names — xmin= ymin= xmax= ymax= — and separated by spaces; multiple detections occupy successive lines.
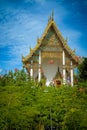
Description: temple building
xmin=22 ymin=13 xmax=80 ymax=86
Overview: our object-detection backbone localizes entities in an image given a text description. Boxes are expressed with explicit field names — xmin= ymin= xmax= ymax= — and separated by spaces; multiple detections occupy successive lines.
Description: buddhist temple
xmin=22 ymin=12 xmax=80 ymax=86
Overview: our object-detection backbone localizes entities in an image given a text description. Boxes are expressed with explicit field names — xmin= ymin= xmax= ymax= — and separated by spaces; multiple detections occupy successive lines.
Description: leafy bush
xmin=0 ymin=68 xmax=87 ymax=129
xmin=0 ymin=82 xmax=87 ymax=130
xmin=78 ymin=57 xmax=87 ymax=82
xmin=0 ymin=69 xmax=30 ymax=86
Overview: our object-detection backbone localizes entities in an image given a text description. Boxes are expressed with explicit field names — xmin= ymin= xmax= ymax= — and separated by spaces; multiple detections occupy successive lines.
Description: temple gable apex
xmin=22 ymin=15 xmax=80 ymax=66
xmin=22 ymin=13 xmax=82 ymax=86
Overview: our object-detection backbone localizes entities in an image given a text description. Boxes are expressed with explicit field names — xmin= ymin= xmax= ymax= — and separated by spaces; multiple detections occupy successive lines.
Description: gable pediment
xmin=22 ymin=18 xmax=80 ymax=65
xmin=42 ymin=26 xmax=60 ymax=45
xmin=40 ymin=26 xmax=63 ymax=52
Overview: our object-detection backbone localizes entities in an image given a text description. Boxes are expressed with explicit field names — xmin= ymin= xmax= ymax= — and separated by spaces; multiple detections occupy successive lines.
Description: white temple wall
xmin=33 ymin=70 xmax=38 ymax=79
xmin=42 ymin=58 xmax=62 ymax=86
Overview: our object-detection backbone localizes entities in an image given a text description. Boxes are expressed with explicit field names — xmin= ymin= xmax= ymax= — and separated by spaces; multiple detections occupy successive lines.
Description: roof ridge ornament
xmin=52 ymin=10 xmax=54 ymax=20
xmin=73 ymin=48 xmax=76 ymax=53
xmin=48 ymin=10 xmax=54 ymax=23
xmin=37 ymin=36 xmax=39 ymax=42
xmin=65 ymin=37 xmax=68 ymax=43
xmin=30 ymin=46 xmax=33 ymax=52
xmin=22 ymin=55 xmax=24 ymax=59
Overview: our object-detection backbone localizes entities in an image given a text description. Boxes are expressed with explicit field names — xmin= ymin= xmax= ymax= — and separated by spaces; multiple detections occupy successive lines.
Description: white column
xmin=63 ymin=50 xmax=65 ymax=65
xmin=70 ymin=61 xmax=74 ymax=86
xmin=38 ymin=50 xmax=41 ymax=82
xmin=62 ymin=50 xmax=66 ymax=84
xmin=30 ymin=60 xmax=33 ymax=78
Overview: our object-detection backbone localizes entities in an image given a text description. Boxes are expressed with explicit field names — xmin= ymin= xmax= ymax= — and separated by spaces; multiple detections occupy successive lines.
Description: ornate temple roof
xmin=22 ymin=13 xmax=81 ymax=65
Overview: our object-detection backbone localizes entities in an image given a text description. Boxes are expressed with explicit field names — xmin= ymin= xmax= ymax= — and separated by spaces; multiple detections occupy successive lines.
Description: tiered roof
xmin=22 ymin=14 xmax=80 ymax=65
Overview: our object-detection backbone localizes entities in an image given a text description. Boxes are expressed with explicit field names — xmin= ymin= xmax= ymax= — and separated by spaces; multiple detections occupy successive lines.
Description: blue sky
xmin=0 ymin=0 xmax=87 ymax=74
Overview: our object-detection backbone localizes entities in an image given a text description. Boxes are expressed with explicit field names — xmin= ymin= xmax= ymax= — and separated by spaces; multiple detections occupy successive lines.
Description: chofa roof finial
xmin=29 ymin=46 xmax=31 ymax=51
xmin=66 ymin=37 xmax=68 ymax=43
xmin=22 ymin=54 xmax=24 ymax=59
xmin=48 ymin=10 xmax=54 ymax=23
xmin=37 ymin=36 xmax=39 ymax=43
xmin=48 ymin=15 xmax=51 ymax=22
xmin=50 ymin=15 xmax=52 ymax=21
xmin=52 ymin=10 xmax=54 ymax=20
xmin=73 ymin=48 xmax=76 ymax=53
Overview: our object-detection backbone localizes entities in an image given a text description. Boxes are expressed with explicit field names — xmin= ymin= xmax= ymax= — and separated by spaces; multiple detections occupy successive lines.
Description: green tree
xmin=0 ymin=68 xmax=30 ymax=86
xmin=78 ymin=57 xmax=87 ymax=82
xmin=0 ymin=78 xmax=87 ymax=130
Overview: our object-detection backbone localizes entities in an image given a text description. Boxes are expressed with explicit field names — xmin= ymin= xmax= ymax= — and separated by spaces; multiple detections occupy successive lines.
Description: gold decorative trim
xmin=22 ymin=16 xmax=80 ymax=66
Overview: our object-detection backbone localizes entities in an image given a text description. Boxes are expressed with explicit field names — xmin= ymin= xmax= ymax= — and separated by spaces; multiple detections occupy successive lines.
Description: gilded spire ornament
xmin=49 ymin=15 xmax=52 ymax=21
xmin=52 ymin=10 xmax=54 ymax=20
xmin=48 ymin=16 xmax=50 ymax=22
xmin=22 ymin=55 xmax=24 ymax=59
xmin=30 ymin=46 xmax=32 ymax=52
xmin=66 ymin=37 xmax=68 ymax=43
xmin=73 ymin=48 xmax=76 ymax=53
xmin=37 ymin=36 xmax=39 ymax=43
xmin=48 ymin=10 xmax=54 ymax=22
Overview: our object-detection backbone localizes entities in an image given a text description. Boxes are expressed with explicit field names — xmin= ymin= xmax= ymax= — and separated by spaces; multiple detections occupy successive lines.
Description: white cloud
xmin=0 ymin=68 xmax=2 ymax=73
xmin=62 ymin=29 xmax=87 ymax=56
xmin=25 ymin=0 xmax=45 ymax=4
xmin=35 ymin=0 xmax=45 ymax=3
xmin=0 ymin=9 xmax=47 ymax=70
xmin=0 ymin=9 xmax=46 ymax=46
xmin=0 ymin=0 xmax=86 ymax=71
xmin=61 ymin=28 xmax=83 ymax=54
xmin=62 ymin=29 xmax=81 ymax=43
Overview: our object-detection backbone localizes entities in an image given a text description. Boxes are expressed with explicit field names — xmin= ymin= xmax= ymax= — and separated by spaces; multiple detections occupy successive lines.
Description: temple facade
xmin=22 ymin=13 xmax=80 ymax=86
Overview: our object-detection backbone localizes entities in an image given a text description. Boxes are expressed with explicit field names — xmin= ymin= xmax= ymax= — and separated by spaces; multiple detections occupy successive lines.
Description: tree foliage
xmin=0 ymin=69 xmax=87 ymax=130
xmin=78 ymin=57 xmax=87 ymax=82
